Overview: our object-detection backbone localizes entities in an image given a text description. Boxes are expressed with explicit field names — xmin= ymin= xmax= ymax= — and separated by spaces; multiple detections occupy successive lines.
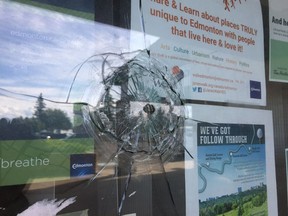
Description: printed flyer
xmin=198 ymin=123 xmax=267 ymax=215
xmin=0 ymin=139 xmax=94 ymax=186
xmin=269 ymin=0 xmax=288 ymax=82
xmin=184 ymin=104 xmax=278 ymax=215
xmin=131 ymin=0 xmax=266 ymax=105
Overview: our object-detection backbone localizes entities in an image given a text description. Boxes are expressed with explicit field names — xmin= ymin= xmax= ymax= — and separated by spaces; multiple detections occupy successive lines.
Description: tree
xmin=238 ymin=203 xmax=244 ymax=216
xmin=43 ymin=108 xmax=72 ymax=131
xmin=7 ymin=117 xmax=36 ymax=140
xmin=34 ymin=93 xmax=46 ymax=122
xmin=0 ymin=118 xmax=9 ymax=139
xmin=33 ymin=94 xmax=72 ymax=132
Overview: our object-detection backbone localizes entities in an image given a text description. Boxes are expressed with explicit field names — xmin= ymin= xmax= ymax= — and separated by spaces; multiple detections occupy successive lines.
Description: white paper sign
xmin=184 ymin=104 xmax=278 ymax=215
xmin=131 ymin=0 xmax=266 ymax=106
xmin=269 ymin=0 xmax=288 ymax=82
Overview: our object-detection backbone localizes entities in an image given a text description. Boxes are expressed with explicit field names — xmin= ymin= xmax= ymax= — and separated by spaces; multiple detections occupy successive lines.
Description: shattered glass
xmin=81 ymin=51 xmax=185 ymax=163
xmin=0 ymin=1 xmax=277 ymax=216
xmin=0 ymin=0 xmax=193 ymax=215
xmin=68 ymin=50 xmax=188 ymax=215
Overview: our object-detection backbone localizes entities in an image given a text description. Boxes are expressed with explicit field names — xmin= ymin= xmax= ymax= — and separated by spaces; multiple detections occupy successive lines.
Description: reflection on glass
xmin=0 ymin=1 xmax=191 ymax=215
xmin=82 ymin=51 xmax=184 ymax=162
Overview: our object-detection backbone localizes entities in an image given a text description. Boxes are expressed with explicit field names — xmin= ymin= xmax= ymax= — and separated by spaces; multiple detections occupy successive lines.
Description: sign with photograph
xmin=0 ymin=139 xmax=94 ymax=186
xmin=269 ymin=0 xmax=288 ymax=82
xmin=184 ymin=104 xmax=277 ymax=215
xmin=198 ymin=123 xmax=267 ymax=215
xmin=131 ymin=0 xmax=266 ymax=105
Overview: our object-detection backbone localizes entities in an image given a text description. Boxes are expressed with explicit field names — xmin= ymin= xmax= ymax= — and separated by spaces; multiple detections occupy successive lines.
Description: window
xmin=0 ymin=0 xmax=286 ymax=215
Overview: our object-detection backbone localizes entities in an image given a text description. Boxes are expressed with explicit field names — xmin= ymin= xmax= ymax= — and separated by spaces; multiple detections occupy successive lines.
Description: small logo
xmin=250 ymin=80 xmax=261 ymax=99
xmin=192 ymin=87 xmax=202 ymax=93
xmin=171 ymin=66 xmax=184 ymax=82
xmin=223 ymin=0 xmax=247 ymax=12
xmin=70 ymin=154 xmax=95 ymax=177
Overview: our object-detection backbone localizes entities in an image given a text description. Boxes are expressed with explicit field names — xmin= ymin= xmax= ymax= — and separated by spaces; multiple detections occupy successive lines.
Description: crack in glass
xmin=73 ymin=50 xmax=188 ymax=215
xmin=81 ymin=51 xmax=185 ymax=162
xmin=0 ymin=49 xmax=194 ymax=215
xmin=0 ymin=1 xmax=197 ymax=214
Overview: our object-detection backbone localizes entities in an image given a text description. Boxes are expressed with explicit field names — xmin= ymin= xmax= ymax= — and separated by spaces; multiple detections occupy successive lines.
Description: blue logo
xmin=192 ymin=87 xmax=202 ymax=92
xmin=70 ymin=154 xmax=95 ymax=177
xmin=250 ymin=81 xmax=261 ymax=99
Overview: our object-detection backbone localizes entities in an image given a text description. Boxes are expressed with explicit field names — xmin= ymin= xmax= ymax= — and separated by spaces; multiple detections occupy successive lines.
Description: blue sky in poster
xmin=198 ymin=143 xmax=266 ymax=201
xmin=0 ymin=1 xmax=147 ymax=119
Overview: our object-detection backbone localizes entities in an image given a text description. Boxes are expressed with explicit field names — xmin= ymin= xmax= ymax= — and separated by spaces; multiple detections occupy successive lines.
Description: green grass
xmin=249 ymin=200 xmax=268 ymax=215
xmin=218 ymin=209 xmax=237 ymax=216
xmin=0 ymin=138 xmax=94 ymax=186
xmin=217 ymin=201 xmax=268 ymax=216
xmin=11 ymin=0 xmax=95 ymax=20
xmin=1 ymin=138 xmax=94 ymax=155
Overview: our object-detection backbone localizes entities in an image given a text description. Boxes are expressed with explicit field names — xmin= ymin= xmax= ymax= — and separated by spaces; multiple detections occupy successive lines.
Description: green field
xmin=217 ymin=200 xmax=268 ymax=216
xmin=200 ymin=185 xmax=268 ymax=216
xmin=0 ymin=138 xmax=94 ymax=186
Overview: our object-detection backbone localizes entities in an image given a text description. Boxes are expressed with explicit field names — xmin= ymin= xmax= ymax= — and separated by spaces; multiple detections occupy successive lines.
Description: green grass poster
xmin=198 ymin=123 xmax=267 ymax=216
xmin=0 ymin=138 xmax=94 ymax=186
xmin=269 ymin=0 xmax=288 ymax=82
xmin=184 ymin=104 xmax=278 ymax=216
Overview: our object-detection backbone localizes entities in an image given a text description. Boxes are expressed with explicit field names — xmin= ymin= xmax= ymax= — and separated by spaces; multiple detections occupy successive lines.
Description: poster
xmin=0 ymin=1 xmax=131 ymax=186
xmin=269 ymin=0 xmax=288 ymax=82
xmin=0 ymin=139 xmax=94 ymax=186
xmin=131 ymin=0 xmax=266 ymax=106
xmin=184 ymin=104 xmax=278 ymax=215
